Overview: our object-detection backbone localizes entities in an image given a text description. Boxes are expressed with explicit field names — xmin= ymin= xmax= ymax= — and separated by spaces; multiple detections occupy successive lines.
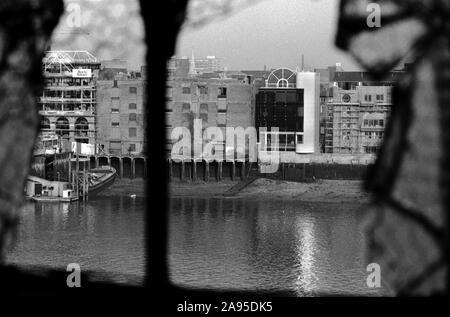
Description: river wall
xmin=30 ymin=155 xmax=370 ymax=182
xmin=169 ymin=160 xmax=369 ymax=182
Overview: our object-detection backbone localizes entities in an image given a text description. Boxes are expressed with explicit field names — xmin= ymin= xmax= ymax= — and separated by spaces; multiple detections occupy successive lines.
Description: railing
xmin=39 ymin=97 xmax=96 ymax=103
xmin=39 ymin=110 xmax=95 ymax=116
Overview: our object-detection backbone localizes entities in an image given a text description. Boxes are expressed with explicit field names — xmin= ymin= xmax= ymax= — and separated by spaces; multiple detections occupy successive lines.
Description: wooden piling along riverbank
xmin=168 ymin=160 xmax=369 ymax=183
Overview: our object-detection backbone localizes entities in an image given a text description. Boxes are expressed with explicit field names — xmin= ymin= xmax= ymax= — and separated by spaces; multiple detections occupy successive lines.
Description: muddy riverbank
xmin=103 ymin=178 xmax=370 ymax=203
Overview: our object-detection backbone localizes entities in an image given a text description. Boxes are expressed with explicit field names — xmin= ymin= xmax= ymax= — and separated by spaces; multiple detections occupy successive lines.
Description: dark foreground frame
xmin=0 ymin=1 xmax=448 ymax=309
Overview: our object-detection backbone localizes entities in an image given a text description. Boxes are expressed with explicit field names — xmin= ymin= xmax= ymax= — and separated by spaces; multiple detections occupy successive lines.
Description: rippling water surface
xmin=7 ymin=195 xmax=382 ymax=295
xmin=169 ymin=198 xmax=381 ymax=295
xmin=8 ymin=196 xmax=146 ymax=284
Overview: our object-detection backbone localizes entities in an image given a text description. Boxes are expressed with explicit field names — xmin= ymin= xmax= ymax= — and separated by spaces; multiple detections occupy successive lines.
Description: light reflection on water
xmin=7 ymin=196 xmax=383 ymax=295
xmin=169 ymin=198 xmax=383 ymax=296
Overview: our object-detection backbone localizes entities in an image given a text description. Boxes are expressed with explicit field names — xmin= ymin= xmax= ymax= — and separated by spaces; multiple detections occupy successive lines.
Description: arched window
xmin=55 ymin=117 xmax=69 ymax=136
xmin=266 ymin=68 xmax=296 ymax=88
xmin=277 ymin=79 xmax=288 ymax=88
xmin=75 ymin=117 xmax=89 ymax=131
xmin=40 ymin=117 xmax=50 ymax=130
xmin=75 ymin=117 xmax=88 ymax=139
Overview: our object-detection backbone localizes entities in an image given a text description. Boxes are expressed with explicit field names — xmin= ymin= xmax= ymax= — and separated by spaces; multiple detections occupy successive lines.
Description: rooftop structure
xmin=43 ymin=50 xmax=99 ymax=70
xmin=168 ymin=53 xmax=223 ymax=78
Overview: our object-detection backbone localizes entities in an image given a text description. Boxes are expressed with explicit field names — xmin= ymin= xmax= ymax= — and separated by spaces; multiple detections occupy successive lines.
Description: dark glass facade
xmin=255 ymin=89 xmax=304 ymax=133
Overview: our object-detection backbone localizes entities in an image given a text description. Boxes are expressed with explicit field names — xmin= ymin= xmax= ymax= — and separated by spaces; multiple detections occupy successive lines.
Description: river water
xmin=6 ymin=195 xmax=383 ymax=296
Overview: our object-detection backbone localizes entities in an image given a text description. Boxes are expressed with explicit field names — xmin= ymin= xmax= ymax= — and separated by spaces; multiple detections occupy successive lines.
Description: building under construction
xmin=38 ymin=51 xmax=101 ymax=150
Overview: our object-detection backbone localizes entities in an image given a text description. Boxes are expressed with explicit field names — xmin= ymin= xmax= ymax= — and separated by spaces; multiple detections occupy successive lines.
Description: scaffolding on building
xmin=39 ymin=51 xmax=101 ymax=149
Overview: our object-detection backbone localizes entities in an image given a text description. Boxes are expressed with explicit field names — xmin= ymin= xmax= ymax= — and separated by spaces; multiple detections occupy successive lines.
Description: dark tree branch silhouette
xmin=0 ymin=0 xmax=64 ymax=261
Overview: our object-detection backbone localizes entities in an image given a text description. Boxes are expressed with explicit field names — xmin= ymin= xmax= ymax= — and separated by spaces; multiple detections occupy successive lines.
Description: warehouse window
xmin=199 ymin=113 xmax=208 ymax=122
xmin=218 ymin=87 xmax=227 ymax=98
xmin=129 ymin=127 xmax=137 ymax=137
xmin=40 ymin=117 xmax=50 ymax=130
xmin=199 ymin=103 xmax=208 ymax=113
xmin=129 ymin=103 xmax=137 ymax=110
xmin=129 ymin=87 xmax=137 ymax=93
xmin=129 ymin=113 xmax=137 ymax=121
xmin=182 ymin=103 xmax=190 ymax=113
xmin=198 ymin=85 xmax=208 ymax=94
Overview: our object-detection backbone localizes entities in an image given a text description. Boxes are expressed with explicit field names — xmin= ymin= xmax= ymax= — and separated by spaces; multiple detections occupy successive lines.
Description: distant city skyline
xmin=177 ymin=0 xmax=361 ymax=71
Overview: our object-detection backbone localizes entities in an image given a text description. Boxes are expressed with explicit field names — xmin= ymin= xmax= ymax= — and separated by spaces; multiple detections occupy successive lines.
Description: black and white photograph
xmin=0 ymin=0 xmax=447 ymax=307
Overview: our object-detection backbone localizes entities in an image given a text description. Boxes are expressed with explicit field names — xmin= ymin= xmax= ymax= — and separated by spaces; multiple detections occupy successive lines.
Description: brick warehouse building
xmin=96 ymin=57 xmax=254 ymax=158
xmin=166 ymin=72 xmax=254 ymax=159
xmin=96 ymin=77 xmax=147 ymax=155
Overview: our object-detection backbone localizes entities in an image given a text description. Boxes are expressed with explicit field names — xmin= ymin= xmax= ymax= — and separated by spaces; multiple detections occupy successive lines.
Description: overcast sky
xmin=178 ymin=0 xmax=361 ymax=71
xmin=52 ymin=0 xmax=360 ymax=71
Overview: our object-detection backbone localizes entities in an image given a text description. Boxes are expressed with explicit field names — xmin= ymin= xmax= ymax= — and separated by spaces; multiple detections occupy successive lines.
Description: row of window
xmin=364 ymin=94 xmax=385 ymax=102
xmin=44 ymin=77 xmax=93 ymax=87
xmin=181 ymin=86 xmax=227 ymax=98
xmin=110 ymin=126 xmax=138 ymax=138
xmin=111 ymin=103 xmax=137 ymax=113
xmin=41 ymin=117 xmax=89 ymax=129
xmin=110 ymin=87 xmax=138 ymax=94
xmin=183 ymin=113 xmax=208 ymax=122
xmin=364 ymin=131 xmax=384 ymax=138
xmin=364 ymin=146 xmax=380 ymax=153
xmin=43 ymin=90 xmax=93 ymax=98
xmin=339 ymin=131 xmax=385 ymax=140
xmin=109 ymin=141 xmax=137 ymax=152
xmin=111 ymin=113 xmax=138 ymax=125
xmin=181 ymin=103 xmax=209 ymax=113
xmin=363 ymin=119 xmax=384 ymax=127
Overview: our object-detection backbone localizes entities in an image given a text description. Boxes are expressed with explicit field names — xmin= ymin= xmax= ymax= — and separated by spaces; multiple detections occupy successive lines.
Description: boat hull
xmin=85 ymin=167 xmax=116 ymax=197
xmin=30 ymin=196 xmax=79 ymax=203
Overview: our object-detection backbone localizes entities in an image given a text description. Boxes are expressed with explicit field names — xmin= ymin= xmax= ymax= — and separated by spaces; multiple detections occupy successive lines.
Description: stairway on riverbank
xmin=223 ymin=176 xmax=259 ymax=196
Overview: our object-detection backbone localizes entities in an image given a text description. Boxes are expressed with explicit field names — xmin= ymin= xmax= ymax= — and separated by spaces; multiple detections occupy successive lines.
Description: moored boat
xmin=25 ymin=176 xmax=78 ymax=202
xmin=85 ymin=166 xmax=117 ymax=197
